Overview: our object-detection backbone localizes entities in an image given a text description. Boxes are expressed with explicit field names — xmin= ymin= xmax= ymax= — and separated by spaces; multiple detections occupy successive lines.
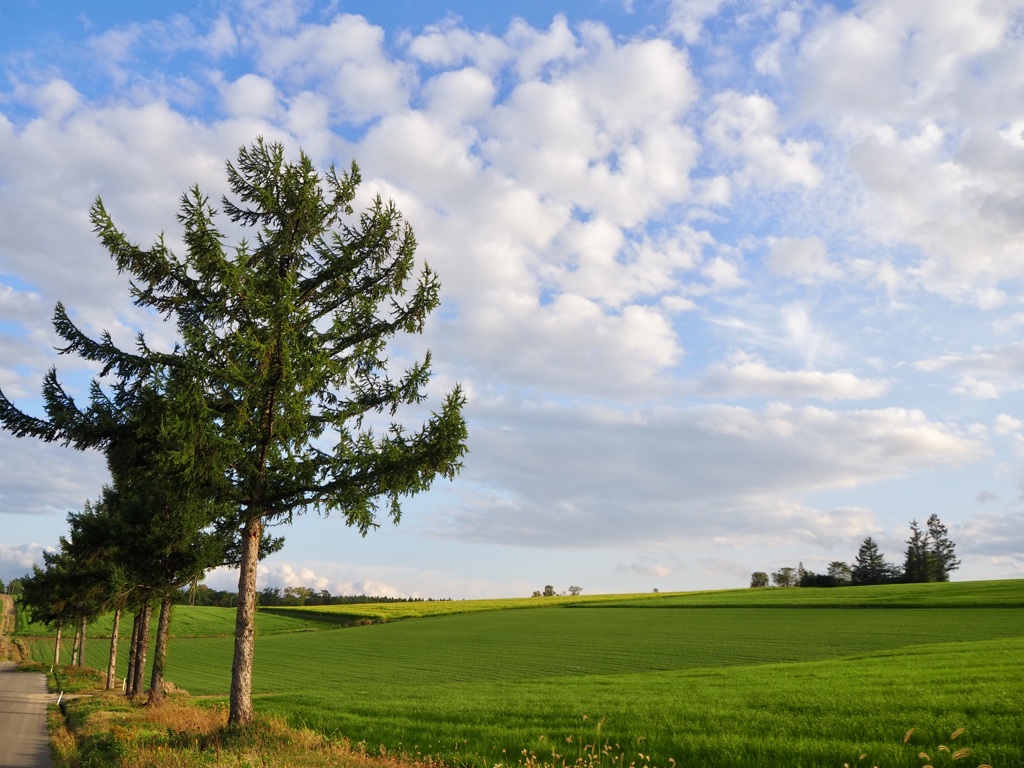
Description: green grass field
xmin=18 ymin=580 xmax=1024 ymax=767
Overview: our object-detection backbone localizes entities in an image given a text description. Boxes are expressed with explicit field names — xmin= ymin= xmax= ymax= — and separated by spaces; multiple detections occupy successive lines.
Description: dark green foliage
xmin=901 ymin=515 xmax=960 ymax=584
xmin=851 ymin=537 xmax=901 ymax=585
xmin=19 ymin=553 xmax=79 ymax=631
xmin=92 ymin=138 xmax=467 ymax=535
xmin=826 ymin=560 xmax=851 ymax=585
xmin=1 ymin=317 xmax=249 ymax=694
xmin=771 ymin=566 xmax=797 ymax=587
xmin=797 ymin=570 xmax=838 ymax=587
xmin=902 ymin=518 xmax=932 ymax=583
xmin=248 ymin=587 xmax=429 ymax=607
xmin=925 ymin=513 xmax=960 ymax=581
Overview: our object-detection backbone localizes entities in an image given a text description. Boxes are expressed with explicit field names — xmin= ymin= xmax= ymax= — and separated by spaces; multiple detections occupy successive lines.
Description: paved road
xmin=0 ymin=662 xmax=53 ymax=768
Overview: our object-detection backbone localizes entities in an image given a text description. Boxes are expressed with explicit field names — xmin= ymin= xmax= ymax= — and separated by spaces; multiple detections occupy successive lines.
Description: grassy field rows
xmin=35 ymin=604 xmax=1019 ymax=692
xmin=255 ymin=638 xmax=1023 ymax=767
xmin=16 ymin=579 xmax=1024 ymax=767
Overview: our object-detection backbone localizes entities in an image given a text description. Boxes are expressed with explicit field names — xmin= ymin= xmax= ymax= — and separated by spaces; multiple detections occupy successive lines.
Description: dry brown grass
xmin=843 ymin=728 xmax=995 ymax=768
xmin=909 ymin=727 xmax=993 ymax=768
xmin=47 ymin=706 xmax=78 ymax=764
xmin=0 ymin=594 xmax=15 ymax=660
xmin=51 ymin=689 xmax=453 ymax=768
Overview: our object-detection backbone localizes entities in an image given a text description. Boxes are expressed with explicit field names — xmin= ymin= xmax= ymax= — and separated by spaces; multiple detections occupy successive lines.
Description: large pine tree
xmin=902 ymin=519 xmax=931 ymax=583
xmin=90 ymin=139 xmax=468 ymax=724
xmin=925 ymin=513 xmax=960 ymax=582
xmin=852 ymin=537 xmax=897 ymax=585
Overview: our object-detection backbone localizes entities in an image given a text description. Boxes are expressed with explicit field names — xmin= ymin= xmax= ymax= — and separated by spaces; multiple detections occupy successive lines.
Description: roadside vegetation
xmin=12 ymin=580 xmax=1019 ymax=767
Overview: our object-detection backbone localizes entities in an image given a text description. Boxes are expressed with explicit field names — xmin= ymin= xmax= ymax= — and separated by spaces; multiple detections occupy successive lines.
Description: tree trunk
xmin=126 ymin=611 xmax=141 ymax=696
xmin=78 ymin=614 xmax=87 ymax=666
xmin=132 ymin=603 xmax=152 ymax=699
xmin=71 ymin=624 xmax=81 ymax=667
xmin=147 ymin=595 xmax=173 ymax=706
xmin=53 ymin=622 xmax=62 ymax=668
xmin=229 ymin=518 xmax=262 ymax=726
xmin=106 ymin=607 xmax=121 ymax=691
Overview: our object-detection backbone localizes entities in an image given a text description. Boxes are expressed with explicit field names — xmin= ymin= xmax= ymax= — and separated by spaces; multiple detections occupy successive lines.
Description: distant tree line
xmin=751 ymin=514 xmax=960 ymax=589
xmin=177 ymin=584 xmax=446 ymax=608
xmin=532 ymin=585 xmax=583 ymax=597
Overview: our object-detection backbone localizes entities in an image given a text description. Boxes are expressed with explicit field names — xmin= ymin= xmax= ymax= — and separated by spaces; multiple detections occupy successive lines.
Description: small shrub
xmin=79 ymin=731 xmax=126 ymax=768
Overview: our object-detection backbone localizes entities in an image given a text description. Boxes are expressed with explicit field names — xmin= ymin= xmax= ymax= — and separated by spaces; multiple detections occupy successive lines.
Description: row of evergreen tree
xmin=751 ymin=514 xmax=961 ymax=588
xmin=2 ymin=140 xmax=468 ymax=721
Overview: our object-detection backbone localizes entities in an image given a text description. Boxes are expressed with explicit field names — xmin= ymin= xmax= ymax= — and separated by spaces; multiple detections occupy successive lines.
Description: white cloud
xmin=435 ymin=401 xmax=983 ymax=548
xmin=959 ymin=511 xmax=1024 ymax=559
xmin=421 ymin=67 xmax=496 ymax=124
xmin=204 ymin=561 xmax=411 ymax=598
xmin=481 ymin=30 xmax=698 ymax=226
xmin=204 ymin=14 xmax=238 ymax=57
xmin=263 ymin=563 xmax=409 ymax=598
xmin=700 ymin=256 xmax=745 ymax=290
xmin=790 ymin=0 xmax=1024 ymax=298
xmin=994 ymin=413 xmax=1023 ymax=436
xmin=754 ymin=8 xmax=803 ymax=76
xmin=767 ymin=236 xmax=842 ymax=283
xmin=506 ymin=15 xmax=582 ymax=80
xmin=405 ymin=18 xmax=511 ymax=70
xmin=705 ymin=91 xmax=823 ymax=189
xmin=29 ymin=80 xmax=82 ymax=121
xmin=238 ymin=0 xmax=308 ymax=34
xmin=666 ymin=0 xmax=729 ymax=44
xmin=0 ymin=439 xmax=109 ymax=517
xmin=618 ymin=561 xmax=673 ymax=579
xmin=798 ymin=0 xmax=1009 ymax=121
xmin=219 ymin=73 xmax=280 ymax=118
xmin=915 ymin=343 xmax=1024 ymax=399
xmin=258 ymin=14 xmax=413 ymax=124
xmin=698 ymin=355 xmax=889 ymax=400
xmin=546 ymin=220 xmax=705 ymax=308
xmin=780 ymin=303 xmax=835 ymax=367
xmin=452 ymin=293 xmax=681 ymax=398
xmin=0 ymin=543 xmax=54 ymax=581
xmin=662 ymin=295 xmax=699 ymax=313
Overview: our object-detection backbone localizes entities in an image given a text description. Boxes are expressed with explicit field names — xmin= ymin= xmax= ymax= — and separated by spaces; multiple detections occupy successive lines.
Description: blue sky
xmin=1 ymin=0 xmax=1023 ymax=598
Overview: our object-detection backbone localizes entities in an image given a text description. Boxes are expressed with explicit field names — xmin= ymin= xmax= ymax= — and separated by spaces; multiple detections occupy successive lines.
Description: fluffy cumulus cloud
xmin=698 ymin=354 xmax=889 ymax=400
xmin=201 ymin=561 xmax=416 ymax=598
xmin=767 ymin=237 xmax=843 ymax=283
xmin=915 ymin=344 xmax=1024 ymax=399
xmin=791 ymin=0 xmax=1024 ymax=299
xmin=2 ymin=1 xmax=1024 ymax=595
xmin=436 ymin=400 xmax=983 ymax=548
xmin=257 ymin=14 xmax=413 ymax=124
xmin=0 ymin=543 xmax=54 ymax=582
xmin=705 ymin=91 xmax=823 ymax=190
